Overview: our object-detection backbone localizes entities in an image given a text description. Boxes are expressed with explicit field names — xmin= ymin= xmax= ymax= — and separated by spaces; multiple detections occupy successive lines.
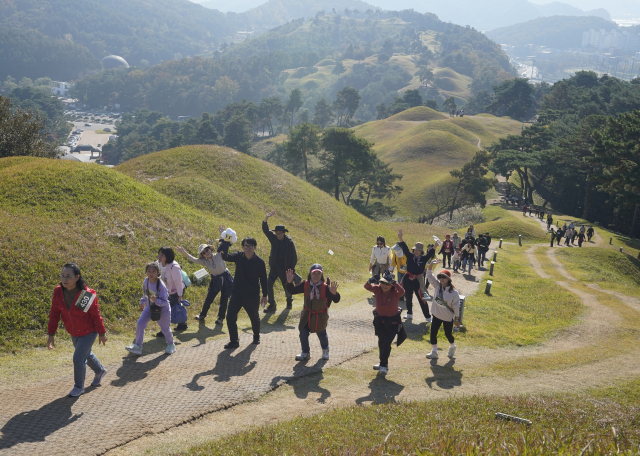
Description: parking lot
xmin=64 ymin=111 xmax=118 ymax=161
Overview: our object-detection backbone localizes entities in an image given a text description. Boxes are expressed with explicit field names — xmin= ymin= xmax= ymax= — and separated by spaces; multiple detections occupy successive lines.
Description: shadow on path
xmin=110 ymin=353 xmax=168 ymax=387
xmin=355 ymin=376 xmax=405 ymax=404
xmin=425 ymin=358 xmax=462 ymax=390
xmin=175 ymin=320 xmax=224 ymax=347
xmin=273 ymin=359 xmax=332 ymax=404
xmin=184 ymin=344 xmax=257 ymax=390
xmin=0 ymin=396 xmax=84 ymax=450
xmin=257 ymin=308 xmax=295 ymax=334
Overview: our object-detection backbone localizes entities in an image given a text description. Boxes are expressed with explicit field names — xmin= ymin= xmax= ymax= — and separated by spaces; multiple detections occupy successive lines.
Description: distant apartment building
xmin=582 ymin=29 xmax=640 ymax=55
xmin=50 ymin=81 xmax=72 ymax=96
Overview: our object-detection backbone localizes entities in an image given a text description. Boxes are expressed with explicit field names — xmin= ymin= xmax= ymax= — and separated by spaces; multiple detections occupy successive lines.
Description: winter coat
xmin=262 ymin=221 xmax=297 ymax=271
xmin=391 ymin=250 xmax=407 ymax=273
xmin=426 ymin=270 xmax=460 ymax=322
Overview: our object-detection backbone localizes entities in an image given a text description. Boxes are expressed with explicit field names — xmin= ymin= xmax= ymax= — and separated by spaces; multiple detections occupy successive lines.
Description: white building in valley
xmin=582 ymin=29 xmax=640 ymax=55
xmin=50 ymin=81 xmax=72 ymax=96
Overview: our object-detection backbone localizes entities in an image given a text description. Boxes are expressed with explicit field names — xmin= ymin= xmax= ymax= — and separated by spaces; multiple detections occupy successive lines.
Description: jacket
xmin=48 ymin=286 xmax=106 ymax=337
xmin=399 ymin=241 xmax=432 ymax=276
xmin=162 ymin=261 xmax=184 ymax=296
xmin=426 ymin=270 xmax=460 ymax=322
xmin=391 ymin=250 xmax=407 ymax=273
xmin=364 ymin=282 xmax=404 ymax=317
xmin=140 ymin=278 xmax=169 ymax=308
xmin=439 ymin=240 xmax=454 ymax=254
xmin=262 ymin=221 xmax=297 ymax=271
xmin=370 ymin=245 xmax=391 ymax=265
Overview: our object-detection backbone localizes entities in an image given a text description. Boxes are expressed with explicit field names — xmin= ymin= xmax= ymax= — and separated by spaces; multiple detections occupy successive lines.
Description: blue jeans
xmin=299 ymin=327 xmax=328 ymax=353
xmin=462 ymin=257 xmax=473 ymax=273
xmin=71 ymin=332 xmax=104 ymax=389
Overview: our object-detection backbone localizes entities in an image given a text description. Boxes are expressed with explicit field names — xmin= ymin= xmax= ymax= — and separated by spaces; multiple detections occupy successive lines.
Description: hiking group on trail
xmin=47 ymin=212 xmax=472 ymax=397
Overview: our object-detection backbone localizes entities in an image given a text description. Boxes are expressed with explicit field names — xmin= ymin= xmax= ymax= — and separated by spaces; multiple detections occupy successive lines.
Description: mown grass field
xmin=182 ymin=382 xmax=640 ymax=455
xmin=352 ymin=109 xmax=522 ymax=216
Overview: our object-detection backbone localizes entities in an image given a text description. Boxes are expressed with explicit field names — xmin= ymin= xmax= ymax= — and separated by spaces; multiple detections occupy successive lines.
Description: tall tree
xmin=315 ymin=128 xmax=371 ymax=201
xmin=333 ymin=87 xmax=361 ymax=126
xmin=591 ymin=110 xmax=640 ymax=236
xmin=285 ymin=123 xmax=321 ymax=181
xmin=286 ymin=88 xmax=304 ymax=127
xmin=259 ymin=96 xmax=283 ymax=136
xmin=223 ymin=115 xmax=253 ymax=153
xmin=442 ymin=96 xmax=457 ymax=115
xmin=488 ymin=78 xmax=534 ymax=120
xmin=0 ymin=95 xmax=57 ymax=159
xmin=448 ymin=150 xmax=495 ymax=220
xmin=312 ymin=98 xmax=333 ymax=128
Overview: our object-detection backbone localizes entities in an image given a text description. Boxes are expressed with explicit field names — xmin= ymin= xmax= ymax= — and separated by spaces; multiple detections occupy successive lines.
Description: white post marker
xmin=610 ymin=237 xmax=613 ymax=245
xmin=499 ymin=238 xmax=503 ymax=248
xmin=518 ymin=234 xmax=522 ymax=246
xmin=485 ymin=280 xmax=492 ymax=294
xmin=493 ymin=251 xmax=497 ymax=262
xmin=620 ymin=247 xmax=623 ymax=252
xmin=490 ymin=261 xmax=495 ymax=276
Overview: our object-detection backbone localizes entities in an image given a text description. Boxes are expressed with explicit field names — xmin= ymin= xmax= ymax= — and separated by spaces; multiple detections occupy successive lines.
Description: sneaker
xmin=404 ymin=313 xmax=413 ymax=320
xmin=91 ymin=369 xmax=107 ymax=386
xmin=426 ymin=350 xmax=438 ymax=359
xmin=175 ymin=323 xmax=188 ymax=331
xmin=252 ymin=336 xmax=261 ymax=345
xmin=373 ymin=363 xmax=381 ymax=370
xmin=125 ymin=343 xmax=143 ymax=355
xmin=295 ymin=352 xmax=310 ymax=361
xmin=426 ymin=317 xmax=432 ymax=323
xmin=286 ymin=302 xmax=293 ymax=309
xmin=322 ymin=348 xmax=330 ymax=360
xmin=195 ymin=314 xmax=205 ymax=321
xmin=165 ymin=343 xmax=176 ymax=355
xmin=215 ymin=318 xmax=224 ymax=325
xmin=224 ymin=341 xmax=239 ymax=349
xmin=379 ymin=366 xmax=388 ymax=374
xmin=448 ymin=345 xmax=457 ymax=358
xmin=68 ymin=386 xmax=85 ymax=397
xmin=264 ymin=304 xmax=277 ymax=313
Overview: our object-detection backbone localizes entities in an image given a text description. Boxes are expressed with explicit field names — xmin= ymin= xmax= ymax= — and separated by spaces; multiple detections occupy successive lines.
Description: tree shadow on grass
xmin=110 ymin=353 xmax=168 ymax=387
xmin=184 ymin=344 xmax=257 ymax=391
xmin=355 ymin=376 xmax=405 ymax=404
xmin=0 ymin=396 xmax=83 ymax=450
xmin=425 ymin=357 xmax=462 ymax=390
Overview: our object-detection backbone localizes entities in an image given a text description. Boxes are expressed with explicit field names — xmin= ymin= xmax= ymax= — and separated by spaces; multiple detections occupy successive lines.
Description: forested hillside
xmin=0 ymin=0 xmax=234 ymax=69
xmin=486 ymin=16 xmax=618 ymax=48
xmin=71 ymin=11 xmax=513 ymax=121
xmin=0 ymin=26 xmax=101 ymax=81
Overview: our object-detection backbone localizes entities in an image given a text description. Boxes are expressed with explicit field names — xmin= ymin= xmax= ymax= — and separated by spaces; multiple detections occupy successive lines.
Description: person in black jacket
xmin=397 ymin=229 xmax=437 ymax=322
xmin=220 ymin=237 xmax=268 ymax=349
xmin=262 ymin=210 xmax=298 ymax=312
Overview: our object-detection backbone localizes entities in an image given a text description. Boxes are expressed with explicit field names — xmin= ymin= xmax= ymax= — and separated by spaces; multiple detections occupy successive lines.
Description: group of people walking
xmin=47 ymin=213 xmax=467 ymax=397
xmin=550 ymin=222 xmax=593 ymax=248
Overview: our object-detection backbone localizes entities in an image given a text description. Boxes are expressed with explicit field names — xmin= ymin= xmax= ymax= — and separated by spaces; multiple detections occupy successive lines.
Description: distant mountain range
xmin=527 ymin=0 xmax=640 ymax=19
xmin=192 ymin=0 xmax=611 ymax=31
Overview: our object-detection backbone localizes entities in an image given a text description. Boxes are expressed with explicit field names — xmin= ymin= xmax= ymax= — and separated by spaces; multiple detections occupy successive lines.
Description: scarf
xmin=309 ymin=280 xmax=322 ymax=300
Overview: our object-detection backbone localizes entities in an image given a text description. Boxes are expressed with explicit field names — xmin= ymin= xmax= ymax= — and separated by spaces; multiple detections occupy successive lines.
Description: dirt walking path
xmin=109 ymin=241 xmax=640 ymax=456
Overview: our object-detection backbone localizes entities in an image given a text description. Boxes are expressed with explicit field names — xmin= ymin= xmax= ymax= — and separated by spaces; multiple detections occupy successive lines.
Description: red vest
xmin=442 ymin=240 xmax=453 ymax=253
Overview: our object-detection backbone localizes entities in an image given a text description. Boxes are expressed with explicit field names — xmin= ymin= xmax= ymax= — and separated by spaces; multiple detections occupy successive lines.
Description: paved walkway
xmin=0 ymin=266 xmax=483 ymax=456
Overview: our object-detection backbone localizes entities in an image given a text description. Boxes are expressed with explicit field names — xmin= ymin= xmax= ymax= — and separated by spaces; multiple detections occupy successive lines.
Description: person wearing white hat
xmin=176 ymin=225 xmax=233 ymax=325
xmin=425 ymin=259 xmax=460 ymax=359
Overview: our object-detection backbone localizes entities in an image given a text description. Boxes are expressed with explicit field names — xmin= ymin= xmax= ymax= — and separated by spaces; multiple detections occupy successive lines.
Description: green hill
xmin=0 ymin=146 xmax=455 ymax=351
xmin=486 ymin=15 xmax=616 ymax=48
xmin=387 ymin=106 xmax=446 ymax=122
xmin=353 ymin=114 xmax=521 ymax=216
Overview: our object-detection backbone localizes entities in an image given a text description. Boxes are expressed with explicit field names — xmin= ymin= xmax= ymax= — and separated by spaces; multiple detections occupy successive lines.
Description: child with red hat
xmin=425 ymin=259 xmax=460 ymax=359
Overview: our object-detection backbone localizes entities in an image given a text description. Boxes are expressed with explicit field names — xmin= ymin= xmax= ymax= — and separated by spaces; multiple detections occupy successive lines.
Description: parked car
xmin=103 ymin=127 xmax=112 ymax=132
xmin=84 ymin=123 xmax=92 ymax=126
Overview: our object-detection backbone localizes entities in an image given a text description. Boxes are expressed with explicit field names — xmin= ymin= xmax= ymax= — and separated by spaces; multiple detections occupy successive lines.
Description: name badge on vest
xmin=75 ymin=290 xmax=96 ymax=313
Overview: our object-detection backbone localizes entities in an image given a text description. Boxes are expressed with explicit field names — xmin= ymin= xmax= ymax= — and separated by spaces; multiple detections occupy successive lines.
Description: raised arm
xmin=262 ymin=210 xmax=276 ymax=242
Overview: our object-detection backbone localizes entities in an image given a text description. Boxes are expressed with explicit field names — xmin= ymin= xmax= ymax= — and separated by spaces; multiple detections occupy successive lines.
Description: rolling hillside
xmin=352 ymin=107 xmax=522 ymax=215
xmin=0 ymin=147 xmax=452 ymax=350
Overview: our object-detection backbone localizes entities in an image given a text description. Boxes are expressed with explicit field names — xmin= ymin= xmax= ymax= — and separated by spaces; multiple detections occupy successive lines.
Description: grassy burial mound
xmin=354 ymin=113 xmax=521 ymax=216
xmin=0 ymin=146 xmax=447 ymax=351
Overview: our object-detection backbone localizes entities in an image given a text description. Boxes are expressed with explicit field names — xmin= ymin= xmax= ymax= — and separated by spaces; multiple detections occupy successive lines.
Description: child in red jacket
xmin=47 ymin=263 xmax=108 ymax=397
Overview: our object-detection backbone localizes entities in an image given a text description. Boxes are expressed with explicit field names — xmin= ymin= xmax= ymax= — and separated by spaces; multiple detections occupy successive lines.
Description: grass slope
xmin=353 ymin=115 xmax=521 ymax=216
xmin=0 ymin=147 xmax=452 ymax=351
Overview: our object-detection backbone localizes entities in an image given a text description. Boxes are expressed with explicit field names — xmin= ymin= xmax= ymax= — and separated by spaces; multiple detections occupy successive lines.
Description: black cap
xmin=310 ymin=263 xmax=323 ymax=273
xmin=273 ymin=225 xmax=289 ymax=232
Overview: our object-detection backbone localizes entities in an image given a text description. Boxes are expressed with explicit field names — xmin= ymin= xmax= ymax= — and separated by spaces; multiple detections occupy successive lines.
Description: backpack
xmin=170 ymin=299 xmax=190 ymax=324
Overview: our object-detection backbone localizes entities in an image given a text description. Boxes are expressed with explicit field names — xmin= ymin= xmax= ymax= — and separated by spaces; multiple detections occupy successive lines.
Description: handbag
xmin=170 ymin=299 xmax=189 ymax=324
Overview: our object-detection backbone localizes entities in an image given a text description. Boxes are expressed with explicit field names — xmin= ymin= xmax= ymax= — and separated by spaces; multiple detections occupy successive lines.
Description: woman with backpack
xmin=157 ymin=247 xmax=187 ymax=334
xmin=126 ymin=262 xmax=176 ymax=356
xmin=286 ymin=264 xmax=340 ymax=361
xmin=425 ymin=260 xmax=460 ymax=359
xmin=47 ymin=263 xmax=108 ymax=397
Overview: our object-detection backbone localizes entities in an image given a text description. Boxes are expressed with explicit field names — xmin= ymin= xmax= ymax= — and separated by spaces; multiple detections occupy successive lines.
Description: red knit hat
xmin=437 ymin=269 xmax=451 ymax=279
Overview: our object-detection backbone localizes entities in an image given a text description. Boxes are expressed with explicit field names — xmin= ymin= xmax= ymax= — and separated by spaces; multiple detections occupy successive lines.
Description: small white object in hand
xmin=328 ymin=250 xmax=334 ymax=255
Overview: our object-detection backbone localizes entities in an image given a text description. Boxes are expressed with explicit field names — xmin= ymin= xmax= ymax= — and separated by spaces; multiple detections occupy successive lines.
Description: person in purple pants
xmin=126 ymin=262 xmax=176 ymax=356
